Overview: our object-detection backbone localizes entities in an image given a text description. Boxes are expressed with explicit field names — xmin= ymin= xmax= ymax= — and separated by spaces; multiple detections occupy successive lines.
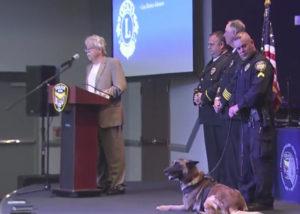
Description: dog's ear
xmin=186 ymin=160 xmax=199 ymax=169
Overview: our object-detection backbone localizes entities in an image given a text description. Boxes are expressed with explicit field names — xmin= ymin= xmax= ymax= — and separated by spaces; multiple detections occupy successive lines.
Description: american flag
xmin=261 ymin=0 xmax=282 ymax=112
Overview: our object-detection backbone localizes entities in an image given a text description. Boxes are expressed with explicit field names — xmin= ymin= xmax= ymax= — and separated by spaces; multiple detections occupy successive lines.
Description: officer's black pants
xmin=239 ymin=121 xmax=275 ymax=205
xmin=221 ymin=119 xmax=242 ymax=189
xmin=204 ymin=119 xmax=242 ymax=189
xmin=203 ymin=123 xmax=226 ymax=182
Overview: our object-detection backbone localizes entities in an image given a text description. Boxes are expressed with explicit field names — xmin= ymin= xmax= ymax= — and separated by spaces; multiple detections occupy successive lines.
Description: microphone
xmin=84 ymin=84 xmax=111 ymax=99
xmin=60 ymin=53 xmax=80 ymax=67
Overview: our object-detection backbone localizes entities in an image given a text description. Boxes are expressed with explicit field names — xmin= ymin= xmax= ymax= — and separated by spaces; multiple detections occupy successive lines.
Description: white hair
xmin=85 ymin=34 xmax=107 ymax=55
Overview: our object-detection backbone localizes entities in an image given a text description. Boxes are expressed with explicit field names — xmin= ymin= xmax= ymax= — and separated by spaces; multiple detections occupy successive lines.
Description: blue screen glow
xmin=113 ymin=0 xmax=193 ymax=77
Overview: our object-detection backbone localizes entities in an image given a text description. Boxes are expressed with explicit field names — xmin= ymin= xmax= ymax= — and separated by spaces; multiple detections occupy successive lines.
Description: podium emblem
xmin=52 ymin=83 xmax=69 ymax=112
xmin=280 ymin=143 xmax=299 ymax=191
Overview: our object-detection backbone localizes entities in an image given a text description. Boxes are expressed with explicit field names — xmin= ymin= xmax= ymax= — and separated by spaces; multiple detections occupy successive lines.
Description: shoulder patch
xmin=257 ymin=72 xmax=265 ymax=78
xmin=255 ymin=61 xmax=267 ymax=72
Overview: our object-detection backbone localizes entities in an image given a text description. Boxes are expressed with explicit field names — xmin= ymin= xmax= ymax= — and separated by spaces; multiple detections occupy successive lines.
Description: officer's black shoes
xmin=247 ymin=202 xmax=274 ymax=211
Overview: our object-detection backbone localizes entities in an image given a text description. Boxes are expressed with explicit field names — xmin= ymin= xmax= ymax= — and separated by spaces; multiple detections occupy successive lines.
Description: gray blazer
xmin=86 ymin=57 xmax=127 ymax=128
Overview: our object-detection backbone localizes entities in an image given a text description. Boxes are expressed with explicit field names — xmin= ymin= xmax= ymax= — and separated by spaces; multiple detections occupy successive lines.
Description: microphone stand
xmin=43 ymin=63 xmax=76 ymax=193
xmin=5 ymin=62 xmax=75 ymax=195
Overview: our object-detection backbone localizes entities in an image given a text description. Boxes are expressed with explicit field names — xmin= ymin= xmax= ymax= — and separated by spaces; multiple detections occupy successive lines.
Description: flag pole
xmin=262 ymin=0 xmax=282 ymax=113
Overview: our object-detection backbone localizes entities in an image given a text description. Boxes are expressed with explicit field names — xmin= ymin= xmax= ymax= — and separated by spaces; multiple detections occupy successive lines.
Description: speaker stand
xmin=4 ymin=61 xmax=77 ymax=195
xmin=16 ymin=86 xmax=52 ymax=196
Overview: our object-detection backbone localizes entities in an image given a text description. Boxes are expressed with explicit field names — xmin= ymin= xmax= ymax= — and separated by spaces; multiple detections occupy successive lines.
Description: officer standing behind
xmin=193 ymin=31 xmax=231 ymax=182
xmin=213 ymin=19 xmax=245 ymax=189
xmin=229 ymin=32 xmax=275 ymax=211
xmin=215 ymin=19 xmax=246 ymax=109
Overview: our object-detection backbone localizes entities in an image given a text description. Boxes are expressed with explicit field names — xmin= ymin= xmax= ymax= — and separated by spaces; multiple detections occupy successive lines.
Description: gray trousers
xmin=97 ymin=126 xmax=125 ymax=188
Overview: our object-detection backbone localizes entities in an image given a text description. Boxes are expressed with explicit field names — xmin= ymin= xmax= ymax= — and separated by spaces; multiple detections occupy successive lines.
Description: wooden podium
xmin=51 ymin=86 xmax=109 ymax=196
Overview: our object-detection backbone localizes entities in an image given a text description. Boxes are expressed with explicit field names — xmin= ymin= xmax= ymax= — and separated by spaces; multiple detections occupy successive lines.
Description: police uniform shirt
xmin=233 ymin=51 xmax=274 ymax=119
xmin=218 ymin=50 xmax=241 ymax=105
xmin=198 ymin=51 xmax=232 ymax=105
xmin=197 ymin=51 xmax=232 ymax=124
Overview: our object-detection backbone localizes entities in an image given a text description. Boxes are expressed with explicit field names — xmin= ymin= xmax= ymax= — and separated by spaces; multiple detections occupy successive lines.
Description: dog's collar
xmin=181 ymin=175 xmax=202 ymax=194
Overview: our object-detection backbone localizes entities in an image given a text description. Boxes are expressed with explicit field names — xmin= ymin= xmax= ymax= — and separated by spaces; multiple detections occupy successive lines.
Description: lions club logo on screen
xmin=116 ymin=0 xmax=139 ymax=59
xmin=280 ymin=143 xmax=299 ymax=191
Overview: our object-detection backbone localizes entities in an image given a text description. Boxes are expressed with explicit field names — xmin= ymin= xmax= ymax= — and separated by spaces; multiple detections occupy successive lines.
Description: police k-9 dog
xmin=156 ymin=159 xmax=262 ymax=214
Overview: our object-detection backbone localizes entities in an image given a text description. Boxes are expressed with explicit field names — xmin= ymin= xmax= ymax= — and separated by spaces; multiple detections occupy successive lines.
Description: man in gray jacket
xmin=85 ymin=34 xmax=127 ymax=195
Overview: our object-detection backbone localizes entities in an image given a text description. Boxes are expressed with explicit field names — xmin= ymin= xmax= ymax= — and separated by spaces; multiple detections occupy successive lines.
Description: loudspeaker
xmin=26 ymin=65 xmax=59 ymax=116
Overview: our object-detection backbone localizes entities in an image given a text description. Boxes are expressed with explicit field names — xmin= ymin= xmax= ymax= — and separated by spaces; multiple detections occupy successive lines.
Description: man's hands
xmin=213 ymin=96 xmax=222 ymax=113
xmin=228 ymin=104 xmax=239 ymax=118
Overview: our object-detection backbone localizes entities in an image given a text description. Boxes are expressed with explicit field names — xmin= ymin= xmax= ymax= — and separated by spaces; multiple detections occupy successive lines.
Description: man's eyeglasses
xmin=84 ymin=47 xmax=98 ymax=53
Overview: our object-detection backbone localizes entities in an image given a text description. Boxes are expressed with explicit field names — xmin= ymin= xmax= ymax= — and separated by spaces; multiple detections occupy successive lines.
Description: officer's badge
xmin=244 ymin=63 xmax=250 ymax=72
xmin=199 ymin=69 xmax=205 ymax=78
xmin=210 ymin=67 xmax=216 ymax=75
xmin=52 ymin=83 xmax=69 ymax=112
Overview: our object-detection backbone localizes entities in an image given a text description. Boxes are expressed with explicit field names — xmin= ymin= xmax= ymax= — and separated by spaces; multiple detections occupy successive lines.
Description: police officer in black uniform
xmin=213 ymin=20 xmax=245 ymax=189
xmin=193 ymin=31 xmax=231 ymax=182
xmin=228 ymin=32 xmax=275 ymax=211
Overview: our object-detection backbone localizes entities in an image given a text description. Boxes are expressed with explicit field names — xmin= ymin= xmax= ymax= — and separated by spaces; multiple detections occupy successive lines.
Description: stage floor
xmin=0 ymin=182 xmax=299 ymax=214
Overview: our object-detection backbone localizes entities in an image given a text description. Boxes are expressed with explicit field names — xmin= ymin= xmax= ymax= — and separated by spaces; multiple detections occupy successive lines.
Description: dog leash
xmin=208 ymin=118 xmax=232 ymax=176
